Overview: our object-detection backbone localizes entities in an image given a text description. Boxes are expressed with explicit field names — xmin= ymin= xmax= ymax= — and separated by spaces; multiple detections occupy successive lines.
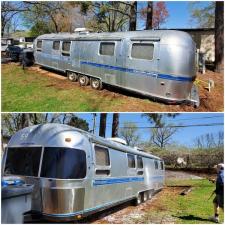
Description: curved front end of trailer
xmin=2 ymin=124 xmax=91 ymax=222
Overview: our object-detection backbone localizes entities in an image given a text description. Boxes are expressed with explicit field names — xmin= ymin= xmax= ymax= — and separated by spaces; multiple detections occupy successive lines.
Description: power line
xmin=94 ymin=123 xmax=224 ymax=129
xmin=88 ymin=115 xmax=224 ymax=125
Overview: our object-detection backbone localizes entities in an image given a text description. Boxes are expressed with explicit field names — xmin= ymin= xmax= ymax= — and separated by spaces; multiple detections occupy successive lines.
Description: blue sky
xmin=15 ymin=1 xmax=212 ymax=31
xmin=76 ymin=113 xmax=224 ymax=147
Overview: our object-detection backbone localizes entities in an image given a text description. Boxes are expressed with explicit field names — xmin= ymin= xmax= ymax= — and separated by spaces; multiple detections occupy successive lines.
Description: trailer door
xmin=51 ymin=40 xmax=61 ymax=70
xmin=97 ymin=41 xmax=121 ymax=85
xmin=59 ymin=41 xmax=72 ymax=72
xmin=124 ymin=40 xmax=160 ymax=93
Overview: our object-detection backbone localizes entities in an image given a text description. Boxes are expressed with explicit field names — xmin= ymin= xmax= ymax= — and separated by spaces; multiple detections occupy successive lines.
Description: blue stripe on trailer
xmin=80 ymin=61 xmax=193 ymax=82
xmin=93 ymin=176 xmax=144 ymax=186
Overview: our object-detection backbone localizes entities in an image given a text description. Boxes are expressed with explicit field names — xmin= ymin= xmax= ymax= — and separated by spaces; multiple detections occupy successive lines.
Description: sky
xmin=137 ymin=1 xmax=211 ymax=29
xmin=76 ymin=113 xmax=224 ymax=147
xmin=14 ymin=1 xmax=212 ymax=31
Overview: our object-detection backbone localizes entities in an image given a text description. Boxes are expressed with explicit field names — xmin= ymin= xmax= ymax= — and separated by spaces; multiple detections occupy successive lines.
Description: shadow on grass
xmin=173 ymin=214 xmax=210 ymax=222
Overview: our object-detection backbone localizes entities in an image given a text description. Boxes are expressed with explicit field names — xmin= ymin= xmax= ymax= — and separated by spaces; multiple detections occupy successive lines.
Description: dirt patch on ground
xmin=83 ymin=187 xmax=183 ymax=224
xmin=25 ymin=66 xmax=223 ymax=112
xmin=165 ymin=170 xmax=203 ymax=181
xmin=80 ymin=171 xmax=201 ymax=224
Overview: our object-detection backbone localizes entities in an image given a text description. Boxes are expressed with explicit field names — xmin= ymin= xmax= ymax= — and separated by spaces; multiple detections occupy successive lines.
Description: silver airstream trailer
xmin=33 ymin=30 xmax=199 ymax=107
xmin=2 ymin=123 xmax=165 ymax=222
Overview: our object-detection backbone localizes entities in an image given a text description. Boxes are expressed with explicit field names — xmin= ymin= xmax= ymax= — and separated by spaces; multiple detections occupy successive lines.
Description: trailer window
xmin=131 ymin=43 xmax=154 ymax=60
xmin=41 ymin=147 xmax=86 ymax=179
xmin=37 ymin=40 xmax=42 ymax=51
xmin=160 ymin=161 xmax=164 ymax=170
xmin=154 ymin=160 xmax=159 ymax=170
xmin=4 ymin=147 xmax=42 ymax=177
xmin=53 ymin=41 xmax=60 ymax=50
xmin=99 ymin=42 xmax=115 ymax=56
xmin=62 ymin=41 xmax=71 ymax=56
xmin=128 ymin=154 xmax=135 ymax=168
xmin=95 ymin=146 xmax=110 ymax=166
xmin=137 ymin=156 xmax=143 ymax=168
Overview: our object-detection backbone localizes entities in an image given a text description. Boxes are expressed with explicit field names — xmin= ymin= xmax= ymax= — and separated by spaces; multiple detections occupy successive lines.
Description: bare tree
xmin=150 ymin=125 xmax=178 ymax=149
xmin=119 ymin=122 xmax=140 ymax=146
xmin=1 ymin=2 xmax=26 ymax=36
xmin=194 ymin=131 xmax=224 ymax=149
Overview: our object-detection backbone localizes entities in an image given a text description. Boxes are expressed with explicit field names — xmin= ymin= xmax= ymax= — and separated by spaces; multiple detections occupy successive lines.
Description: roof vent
xmin=134 ymin=146 xmax=144 ymax=151
xmin=107 ymin=137 xmax=127 ymax=145
xmin=74 ymin=28 xmax=90 ymax=35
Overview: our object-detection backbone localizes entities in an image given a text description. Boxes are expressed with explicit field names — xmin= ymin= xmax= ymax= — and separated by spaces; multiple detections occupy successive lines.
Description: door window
xmin=62 ymin=41 xmax=71 ymax=56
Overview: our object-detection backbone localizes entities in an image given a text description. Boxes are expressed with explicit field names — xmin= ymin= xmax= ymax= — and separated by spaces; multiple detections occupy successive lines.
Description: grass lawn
xmin=2 ymin=64 xmax=125 ymax=112
xmin=134 ymin=179 xmax=224 ymax=224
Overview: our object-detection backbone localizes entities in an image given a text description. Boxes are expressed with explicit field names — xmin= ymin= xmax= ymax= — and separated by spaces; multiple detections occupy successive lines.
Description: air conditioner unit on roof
xmin=107 ymin=137 xmax=127 ymax=145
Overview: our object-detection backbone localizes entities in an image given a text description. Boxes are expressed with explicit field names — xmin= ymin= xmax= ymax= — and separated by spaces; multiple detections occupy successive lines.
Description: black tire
xmin=90 ymin=78 xmax=103 ymax=90
xmin=134 ymin=193 xmax=142 ymax=206
xmin=78 ymin=75 xmax=89 ymax=86
xmin=67 ymin=71 xmax=78 ymax=82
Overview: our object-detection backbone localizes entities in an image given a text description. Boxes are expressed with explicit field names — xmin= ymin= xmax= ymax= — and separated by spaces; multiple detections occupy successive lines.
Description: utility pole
xmin=92 ymin=113 xmax=97 ymax=134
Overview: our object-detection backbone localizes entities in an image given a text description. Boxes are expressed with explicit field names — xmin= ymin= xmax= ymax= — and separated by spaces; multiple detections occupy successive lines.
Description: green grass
xmin=2 ymin=64 xmax=124 ymax=112
xmin=135 ymin=179 xmax=224 ymax=224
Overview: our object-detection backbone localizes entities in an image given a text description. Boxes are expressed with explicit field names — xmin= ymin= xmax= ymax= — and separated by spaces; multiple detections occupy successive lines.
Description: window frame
xmin=127 ymin=153 xmax=136 ymax=169
xmin=40 ymin=147 xmax=87 ymax=180
xmin=99 ymin=41 xmax=116 ymax=56
xmin=52 ymin=40 xmax=60 ymax=51
xmin=154 ymin=160 xmax=159 ymax=170
xmin=160 ymin=161 xmax=164 ymax=170
xmin=62 ymin=41 xmax=71 ymax=56
xmin=4 ymin=145 xmax=44 ymax=178
xmin=94 ymin=144 xmax=111 ymax=176
xmin=137 ymin=155 xmax=143 ymax=169
xmin=130 ymin=42 xmax=155 ymax=61
xmin=36 ymin=40 xmax=42 ymax=52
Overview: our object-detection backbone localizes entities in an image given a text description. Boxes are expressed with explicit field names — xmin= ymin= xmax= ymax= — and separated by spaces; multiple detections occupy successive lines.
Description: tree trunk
xmin=20 ymin=113 xmax=31 ymax=129
xmin=112 ymin=113 xmax=119 ymax=137
xmin=146 ymin=1 xmax=153 ymax=30
xmin=215 ymin=1 xmax=224 ymax=73
xmin=129 ymin=1 xmax=137 ymax=31
xmin=99 ymin=113 xmax=107 ymax=137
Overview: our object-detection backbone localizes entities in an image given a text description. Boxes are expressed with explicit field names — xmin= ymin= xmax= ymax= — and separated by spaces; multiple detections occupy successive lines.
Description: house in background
xmin=178 ymin=28 xmax=215 ymax=64
xmin=158 ymin=28 xmax=215 ymax=67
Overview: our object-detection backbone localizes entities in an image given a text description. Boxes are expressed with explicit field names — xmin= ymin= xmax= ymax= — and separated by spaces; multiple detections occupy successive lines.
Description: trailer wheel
xmin=78 ymin=75 xmax=89 ymax=86
xmin=67 ymin=71 xmax=78 ymax=82
xmin=148 ymin=191 xmax=152 ymax=200
xmin=134 ymin=193 xmax=142 ymax=206
xmin=90 ymin=78 xmax=103 ymax=90
xmin=143 ymin=191 xmax=148 ymax=202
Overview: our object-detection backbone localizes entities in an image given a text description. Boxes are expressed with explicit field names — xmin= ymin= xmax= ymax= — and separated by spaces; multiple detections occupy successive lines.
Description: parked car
xmin=5 ymin=45 xmax=23 ymax=62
